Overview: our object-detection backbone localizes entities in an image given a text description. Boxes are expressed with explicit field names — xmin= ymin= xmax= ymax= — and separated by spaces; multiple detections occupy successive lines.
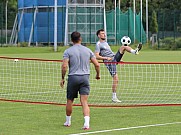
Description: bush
xmin=176 ymin=38 xmax=181 ymax=48
xmin=18 ymin=42 xmax=28 ymax=47
xmin=158 ymin=37 xmax=181 ymax=50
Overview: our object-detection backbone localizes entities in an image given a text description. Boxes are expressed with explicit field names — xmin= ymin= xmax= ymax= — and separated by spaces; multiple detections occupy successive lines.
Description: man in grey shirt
xmin=60 ymin=31 xmax=100 ymax=130
xmin=95 ymin=29 xmax=142 ymax=103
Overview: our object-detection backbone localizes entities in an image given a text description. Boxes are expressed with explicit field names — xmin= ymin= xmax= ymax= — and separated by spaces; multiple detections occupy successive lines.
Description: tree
xmin=0 ymin=0 xmax=17 ymax=29
xmin=105 ymin=0 xmax=114 ymax=11
xmin=7 ymin=0 xmax=17 ymax=29
xmin=150 ymin=10 xmax=158 ymax=34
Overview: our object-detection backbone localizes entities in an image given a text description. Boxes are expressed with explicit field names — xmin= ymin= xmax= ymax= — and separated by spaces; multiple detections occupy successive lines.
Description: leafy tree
xmin=0 ymin=0 xmax=17 ymax=29
xmin=150 ymin=10 xmax=158 ymax=34
xmin=105 ymin=0 xmax=114 ymax=11
xmin=7 ymin=0 xmax=17 ymax=29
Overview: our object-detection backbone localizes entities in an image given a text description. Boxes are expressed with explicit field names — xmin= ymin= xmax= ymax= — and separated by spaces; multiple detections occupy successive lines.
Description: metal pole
xmin=48 ymin=6 xmax=50 ymax=46
xmin=6 ymin=0 xmax=8 ymax=45
xmin=89 ymin=7 xmax=91 ymax=44
xmin=103 ymin=0 xmax=107 ymax=42
xmin=146 ymin=0 xmax=148 ymax=42
xmin=75 ymin=3 xmax=77 ymax=31
xmin=157 ymin=12 xmax=160 ymax=49
xmin=133 ymin=0 xmax=136 ymax=43
xmin=33 ymin=5 xmax=34 ymax=46
xmin=114 ymin=0 xmax=116 ymax=44
xmin=29 ymin=7 xmax=37 ymax=46
xmin=140 ymin=0 xmax=142 ymax=43
xmin=140 ymin=0 xmax=142 ymax=23
xmin=62 ymin=6 xmax=63 ymax=44
xmin=118 ymin=0 xmax=120 ymax=43
xmin=54 ymin=0 xmax=57 ymax=52
xmin=1 ymin=2 xmax=3 ymax=45
xmin=128 ymin=7 xmax=130 ymax=37
xmin=64 ymin=0 xmax=68 ymax=46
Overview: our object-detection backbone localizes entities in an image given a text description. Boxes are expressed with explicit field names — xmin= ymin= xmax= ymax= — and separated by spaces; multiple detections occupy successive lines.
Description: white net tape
xmin=0 ymin=57 xmax=181 ymax=107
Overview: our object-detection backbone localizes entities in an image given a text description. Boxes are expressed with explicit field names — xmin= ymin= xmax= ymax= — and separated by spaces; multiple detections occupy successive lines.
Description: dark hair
xmin=71 ymin=31 xmax=81 ymax=43
xmin=96 ymin=29 xmax=104 ymax=37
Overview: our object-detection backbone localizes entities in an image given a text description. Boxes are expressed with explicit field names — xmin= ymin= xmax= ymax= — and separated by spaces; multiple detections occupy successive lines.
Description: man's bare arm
xmin=91 ymin=57 xmax=100 ymax=80
xmin=60 ymin=59 xmax=69 ymax=88
xmin=94 ymin=52 xmax=112 ymax=61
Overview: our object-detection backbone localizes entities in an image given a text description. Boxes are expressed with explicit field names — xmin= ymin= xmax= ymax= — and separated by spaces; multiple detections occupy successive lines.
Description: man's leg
xmin=64 ymin=99 xmax=73 ymax=126
xmin=112 ymin=73 xmax=121 ymax=103
xmin=80 ymin=95 xmax=90 ymax=129
xmin=106 ymin=63 xmax=121 ymax=103
xmin=119 ymin=46 xmax=135 ymax=54
xmin=115 ymin=43 xmax=142 ymax=62
xmin=119 ymin=43 xmax=142 ymax=55
xmin=112 ymin=73 xmax=118 ymax=93
xmin=66 ymin=99 xmax=73 ymax=116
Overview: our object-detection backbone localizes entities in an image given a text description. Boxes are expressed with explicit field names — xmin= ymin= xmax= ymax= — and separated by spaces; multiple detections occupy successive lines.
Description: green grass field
xmin=0 ymin=46 xmax=181 ymax=135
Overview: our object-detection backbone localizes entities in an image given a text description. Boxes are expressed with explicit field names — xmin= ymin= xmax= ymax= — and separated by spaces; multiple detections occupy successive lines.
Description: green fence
xmin=0 ymin=2 xmax=4 ymax=46
xmin=157 ymin=10 xmax=181 ymax=40
xmin=155 ymin=10 xmax=181 ymax=50
xmin=106 ymin=7 xmax=146 ymax=45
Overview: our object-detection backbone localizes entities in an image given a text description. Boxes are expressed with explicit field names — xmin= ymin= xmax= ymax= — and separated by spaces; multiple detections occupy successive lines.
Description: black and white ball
xmin=121 ymin=36 xmax=131 ymax=46
xmin=14 ymin=59 xmax=19 ymax=62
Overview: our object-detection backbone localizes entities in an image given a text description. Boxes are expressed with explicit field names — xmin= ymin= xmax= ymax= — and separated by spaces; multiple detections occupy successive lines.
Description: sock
xmin=66 ymin=116 xmax=71 ymax=124
xmin=112 ymin=92 xmax=117 ymax=99
xmin=84 ymin=116 xmax=90 ymax=128
xmin=130 ymin=49 xmax=136 ymax=54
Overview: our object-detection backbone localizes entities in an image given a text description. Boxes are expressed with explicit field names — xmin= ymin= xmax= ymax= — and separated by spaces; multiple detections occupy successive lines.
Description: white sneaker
xmin=82 ymin=126 xmax=90 ymax=130
xmin=135 ymin=43 xmax=142 ymax=55
xmin=112 ymin=98 xmax=122 ymax=103
xmin=64 ymin=122 xmax=71 ymax=127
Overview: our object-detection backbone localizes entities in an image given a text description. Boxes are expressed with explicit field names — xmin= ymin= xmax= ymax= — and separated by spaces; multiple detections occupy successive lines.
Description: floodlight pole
xmin=146 ymin=0 xmax=148 ymax=42
xmin=133 ymin=0 xmax=136 ymax=43
xmin=118 ymin=0 xmax=120 ymax=40
xmin=140 ymin=0 xmax=143 ymax=43
xmin=6 ymin=0 xmax=8 ymax=45
xmin=103 ymin=0 xmax=107 ymax=42
xmin=64 ymin=0 xmax=68 ymax=46
xmin=114 ymin=0 xmax=116 ymax=44
xmin=54 ymin=0 xmax=57 ymax=52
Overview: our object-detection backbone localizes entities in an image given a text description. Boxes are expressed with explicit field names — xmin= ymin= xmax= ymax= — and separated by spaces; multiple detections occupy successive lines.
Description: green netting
xmin=106 ymin=7 xmax=146 ymax=44
xmin=157 ymin=10 xmax=181 ymax=39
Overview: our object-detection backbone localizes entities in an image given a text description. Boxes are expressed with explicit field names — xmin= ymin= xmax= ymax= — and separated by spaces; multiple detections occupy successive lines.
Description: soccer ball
xmin=121 ymin=36 xmax=131 ymax=46
xmin=14 ymin=59 xmax=19 ymax=62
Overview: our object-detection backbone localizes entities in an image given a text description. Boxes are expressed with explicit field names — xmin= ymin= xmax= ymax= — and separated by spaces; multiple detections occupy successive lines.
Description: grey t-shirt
xmin=63 ymin=44 xmax=95 ymax=75
xmin=95 ymin=41 xmax=115 ymax=58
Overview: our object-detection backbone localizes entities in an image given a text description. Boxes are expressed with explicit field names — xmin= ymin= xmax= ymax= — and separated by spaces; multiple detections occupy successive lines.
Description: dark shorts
xmin=104 ymin=59 xmax=117 ymax=77
xmin=67 ymin=75 xmax=90 ymax=100
xmin=104 ymin=51 xmax=123 ymax=77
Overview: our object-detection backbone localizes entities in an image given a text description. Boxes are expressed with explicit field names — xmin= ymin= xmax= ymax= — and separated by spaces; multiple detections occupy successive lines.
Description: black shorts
xmin=104 ymin=51 xmax=123 ymax=77
xmin=67 ymin=75 xmax=90 ymax=100
xmin=104 ymin=59 xmax=117 ymax=77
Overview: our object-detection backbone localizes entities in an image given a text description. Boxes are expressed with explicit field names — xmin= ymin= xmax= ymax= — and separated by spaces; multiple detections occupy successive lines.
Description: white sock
xmin=66 ymin=116 xmax=71 ymax=124
xmin=130 ymin=49 xmax=136 ymax=54
xmin=112 ymin=92 xmax=117 ymax=99
xmin=84 ymin=116 xmax=90 ymax=128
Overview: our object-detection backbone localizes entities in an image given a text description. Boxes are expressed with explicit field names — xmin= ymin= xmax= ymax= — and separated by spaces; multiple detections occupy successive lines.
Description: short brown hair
xmin=96 ymin=29 xmax=104 ymax=37
xmin=71 ymin=31 xmax=81 ymax=43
